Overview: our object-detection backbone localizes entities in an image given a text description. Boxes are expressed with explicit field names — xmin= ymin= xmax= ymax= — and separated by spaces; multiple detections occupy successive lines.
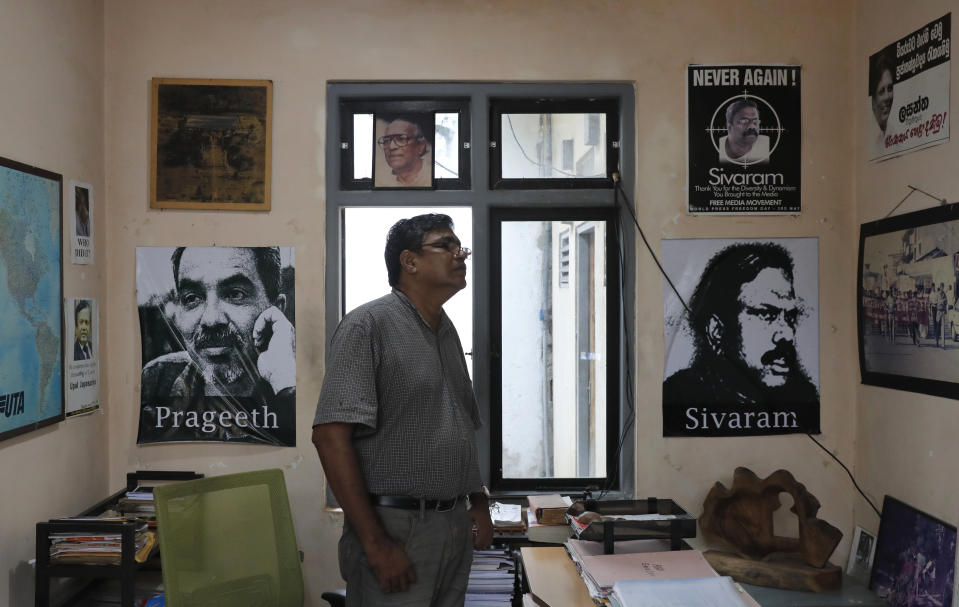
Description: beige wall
xmin=4 ymin=0 xmax=894 ymax=604
xmin=856 ymin=0 xmax=959 ymax=529
xmin=0 ymin=1 xmax=107 ymax=605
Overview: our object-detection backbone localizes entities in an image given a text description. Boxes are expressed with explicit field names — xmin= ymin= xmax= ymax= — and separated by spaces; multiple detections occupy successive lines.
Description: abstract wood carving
xmin=700 ymin=467 xmax=843 ymax=591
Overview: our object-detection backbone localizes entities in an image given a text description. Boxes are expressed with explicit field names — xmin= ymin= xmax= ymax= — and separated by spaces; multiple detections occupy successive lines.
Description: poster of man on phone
xmin=135 ymin=246 xmax=296 ymax=446
xmin=687 ymin=64 xmax=801 ymax=215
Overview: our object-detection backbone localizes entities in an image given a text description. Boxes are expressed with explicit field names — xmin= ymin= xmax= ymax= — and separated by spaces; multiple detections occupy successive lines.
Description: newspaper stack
xmin=466 ymin=548 xmax=515 ymax=607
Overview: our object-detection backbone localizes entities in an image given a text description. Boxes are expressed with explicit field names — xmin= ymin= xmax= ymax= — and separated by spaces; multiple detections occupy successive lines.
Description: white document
xmin=611 ymin=576 xmax=758 ymax=607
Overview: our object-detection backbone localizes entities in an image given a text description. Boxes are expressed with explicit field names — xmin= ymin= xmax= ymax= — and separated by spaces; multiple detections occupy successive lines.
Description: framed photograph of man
xmin=135 ymin=246 xmax=295 ymax=446
xmin=70 ymin=180 xmax=93 ymax=264
xmin=858 ymin=202 xmax=959 ymax=399
xmin=150 ymin=78 xmax=272 ymax=211
xmin=66 ymin=298 xmax=100 ymax=417
xmin=847 ymin=525 xmax=877 ymax=584
xmin=869 ymin=495 xmax=956 ymax=607
xmin=372 ymin=111 xmax=435 ymax=189
xmin=662 ymin=237 xmax=820 ymax=437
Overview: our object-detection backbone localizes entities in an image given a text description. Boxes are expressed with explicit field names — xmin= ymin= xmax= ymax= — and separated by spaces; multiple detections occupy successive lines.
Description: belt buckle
xmin=435 ymin=496 xmax=457 ymax=512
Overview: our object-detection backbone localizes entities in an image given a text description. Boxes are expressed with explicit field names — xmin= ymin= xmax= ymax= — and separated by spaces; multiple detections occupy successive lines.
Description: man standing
xmin=375 ymin=117 xmax=432 ymax=187
xmin=718 ymin=99 xmax=771 ymax=165
xmin=663 ymin=242 xmax=819 ymax=434
xmin=139 ymin=246 xmax=295 ymax=445
xmin=74 ymin=300 xmax=93 ymax=361
xmin=936 ymin=282 xmax=948 ymax=348
xmin=313 ymin=214 xmax=492 ymax=606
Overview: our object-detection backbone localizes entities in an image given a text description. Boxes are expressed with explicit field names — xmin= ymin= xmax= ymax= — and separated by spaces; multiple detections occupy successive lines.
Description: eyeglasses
xmin=419 ymin=239 xmax=472 ymax=258
xmin=376 ymin=134 xmax=424 ymax=148
xmin=735 ymin=117 xmax=761 ymax=127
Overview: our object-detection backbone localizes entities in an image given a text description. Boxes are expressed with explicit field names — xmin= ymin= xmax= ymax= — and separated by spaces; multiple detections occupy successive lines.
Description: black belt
xmin=371 ymin=494 xmax=461 ymax=512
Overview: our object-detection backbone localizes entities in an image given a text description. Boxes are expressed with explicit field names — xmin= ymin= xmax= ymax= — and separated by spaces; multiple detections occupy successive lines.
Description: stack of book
xmin=48 ymin=515 xmax=156 ymax=565
xmin=116 ymin=485 xmax=158 ymax=525
xmin=490 ymin=502 xmax=526 ymax=538
xmin=526 ymin=494 xmax=573 ymax=543
xmin=466 ymin=548 xmax=516 ymax=607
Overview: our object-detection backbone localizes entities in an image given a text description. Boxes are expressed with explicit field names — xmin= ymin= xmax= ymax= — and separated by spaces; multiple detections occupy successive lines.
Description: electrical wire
xmin=612 ymin=173 xmax=882 ymax=519
xmin=504 ymin=114 xmax=580 ymax=178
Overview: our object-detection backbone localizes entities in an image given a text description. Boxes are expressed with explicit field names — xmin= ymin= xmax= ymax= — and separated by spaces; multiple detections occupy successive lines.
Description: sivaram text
xmin=0 ymin=391 xmax=26 ymax=417
xmin=155 ymin=405 xmax=277 ymax=434
xmin=685 ymin=407 xmax=798 ymax=430
xmin=708 ymin=168 xmax=784 ymax=186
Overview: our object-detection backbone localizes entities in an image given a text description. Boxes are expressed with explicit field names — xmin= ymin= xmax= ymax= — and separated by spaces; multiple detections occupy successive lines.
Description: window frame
xmin=489 ymin=206 xmax=621 ymax=492
xmin=325 ymin=81 xmax=635 ymax=499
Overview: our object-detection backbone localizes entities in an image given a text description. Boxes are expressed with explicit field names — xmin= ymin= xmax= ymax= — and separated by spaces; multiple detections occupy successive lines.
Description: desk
xmin=519 ymin=546 xmax=885 ymax=607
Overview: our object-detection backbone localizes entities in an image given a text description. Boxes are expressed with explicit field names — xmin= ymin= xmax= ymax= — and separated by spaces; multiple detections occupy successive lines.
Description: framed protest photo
xmin=150 ymin=78 xmax=272 ymax=211
xmin=0 ymin=156 xmax=64 ymax=442
xmin=869 ymin=495 xmax=955 ymax=607
xmin=372 ymin=111 xmax=435 ymax=189
xmin=858 ymin=202 xmax=959 ymax=399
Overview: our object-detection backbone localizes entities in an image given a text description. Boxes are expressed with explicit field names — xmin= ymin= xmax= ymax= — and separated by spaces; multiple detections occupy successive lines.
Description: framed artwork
xmin=150 ymin=78 xmax=272 ymax=211
xmin=846 ymin=525 xmax=877 ymax=584
xmin=373 ymin=111 xmax=435 ymax=189
xmin=858 ymin=202 xmax=959 ymax=398
xmin=0 ymin=156 xmax=64 ymax=442
xmin=869 ymin=495 xmax=955 ymax=607
xmin=70 ymin=180 xmax=93 ymax=264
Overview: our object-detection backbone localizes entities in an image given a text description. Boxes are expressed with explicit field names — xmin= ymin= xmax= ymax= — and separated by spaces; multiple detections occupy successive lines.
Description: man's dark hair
xmin=171 ymin=247 xmax=282 ymax=302
xmin=74 ymin=299 xmax=91 ymax=325
xmin=725 ymin=98 xmax=759 ymax=125
xmin=869 ymin=52 xmax=895 ymax=97
xmin=687 ymin=242 xmax=795 ymax=356
xmin=384 ymin=214 xmax=454 ymax=286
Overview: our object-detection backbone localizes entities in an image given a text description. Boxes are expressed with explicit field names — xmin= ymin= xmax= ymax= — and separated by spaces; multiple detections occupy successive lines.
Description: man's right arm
xmin=312 ymin=422 xmax=417 ymax=593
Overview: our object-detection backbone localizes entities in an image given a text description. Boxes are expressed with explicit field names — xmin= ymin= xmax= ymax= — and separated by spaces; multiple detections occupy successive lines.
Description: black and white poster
xmin=136 ymin=246 xmax=296 ymax=446
xmin=868 ymin=14 xmax=950 ymax=162
xmin=687 ymin=64 xmax=801 ymax=214
xmin=66 ymin=297 xmax=99 ymax=417
xmin=663 ymin=238 xmax=820 ymax=437
xmin=70 ymin=180 xmax=93 ymax=265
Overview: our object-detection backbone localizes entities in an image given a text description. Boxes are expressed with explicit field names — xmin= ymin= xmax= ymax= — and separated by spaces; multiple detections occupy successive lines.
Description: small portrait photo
xmin=73 ymin=299 xmax=95 ymax=362
xmin=846 ymin=525 xmax=877 ymax=584
xmin=373 ymin=112 xmax=435 ymax=189
xmin=74 ymin=185 xmax=90 ymax=238
xmin=710 ymin=94 xmax=780 ymax=166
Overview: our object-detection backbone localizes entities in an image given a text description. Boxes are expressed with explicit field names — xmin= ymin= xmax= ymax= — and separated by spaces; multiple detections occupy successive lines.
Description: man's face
xmin=76 ymin=307 xmax=91 ymax=346
xmin=412 ymin=228 xmax=468 ymax=294
xmin=173 ymin=248 xmax=272 ymax=386
xmin=727 ymin=106 xmax=760 ymax=149
xmin=382 ymin=120 xmax=426 ymax=173
xmin=734 ymin=267 xmax=800 ymax=388
xmin=872 ymin=69 xmax=894 ymax=131
xmin=77 ymin=199 xmax=89 ymax=224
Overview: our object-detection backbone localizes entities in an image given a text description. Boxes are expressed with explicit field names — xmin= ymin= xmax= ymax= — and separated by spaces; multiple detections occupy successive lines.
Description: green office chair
xmin=154 ymin=469 xmax=304 ymax=607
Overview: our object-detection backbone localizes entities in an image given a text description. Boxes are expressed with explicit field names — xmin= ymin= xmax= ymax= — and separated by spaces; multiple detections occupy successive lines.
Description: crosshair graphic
xmin=706 ymin=91 xmax=785 ymax=167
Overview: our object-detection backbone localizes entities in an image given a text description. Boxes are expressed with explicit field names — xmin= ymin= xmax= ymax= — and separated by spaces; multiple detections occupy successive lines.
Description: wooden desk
xmin=520 ymin=547 xmax=593 ymax=607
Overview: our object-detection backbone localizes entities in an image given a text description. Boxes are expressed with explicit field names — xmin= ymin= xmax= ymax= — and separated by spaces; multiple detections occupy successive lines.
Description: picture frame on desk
xmin=846 ymin=525 xmax=876 ymax=584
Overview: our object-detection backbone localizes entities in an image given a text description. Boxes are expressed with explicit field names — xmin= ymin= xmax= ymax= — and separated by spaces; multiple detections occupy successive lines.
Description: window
xmin=326 ymin=82 xmax=634 ymax=496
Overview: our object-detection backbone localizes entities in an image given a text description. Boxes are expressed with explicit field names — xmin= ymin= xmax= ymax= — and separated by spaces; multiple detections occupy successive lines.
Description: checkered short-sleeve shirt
xmin=314 ymin=290 xmax=483 ymax=499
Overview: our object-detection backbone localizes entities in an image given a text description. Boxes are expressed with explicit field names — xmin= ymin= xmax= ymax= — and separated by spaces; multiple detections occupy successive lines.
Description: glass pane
xmin=343 ymin=207 xmax=473 ymax=374
xmin=353 ymin=114 xmax=373 ymax=180
xmin=500 ymin=113 xmax=607 ymax=179
xmin=434 ymin=113 xmax=459 ymax=178
xmin=501 ymin=220 xmax=607 ymax=479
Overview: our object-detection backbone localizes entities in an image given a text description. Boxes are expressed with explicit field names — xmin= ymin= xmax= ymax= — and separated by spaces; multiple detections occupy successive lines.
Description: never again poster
xmin=687 ymin=64 xmax=801 ymax=215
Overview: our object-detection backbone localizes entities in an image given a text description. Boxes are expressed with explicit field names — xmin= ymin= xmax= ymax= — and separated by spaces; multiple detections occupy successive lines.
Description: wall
xmin=0 ymin=1 xmax=107 ymax=605
xmin=856 ymin=0 xmax=959 ymax=531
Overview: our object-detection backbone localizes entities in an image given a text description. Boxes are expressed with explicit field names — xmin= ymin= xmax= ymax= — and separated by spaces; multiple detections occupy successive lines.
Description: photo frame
xmin=869 ymin=495 xmax=955 ymax=607
xmin=846 ymin=525 xmax=877 ymax=584
xmin=150 ymin=78 xmax=272 ymax=211
xmin=0 ymin=156 xmax=64 ymax=442
xmin=372 ymin=111 xmax=435 ymax=189
xmin=858 ymin=202 xmax=959 ymax=398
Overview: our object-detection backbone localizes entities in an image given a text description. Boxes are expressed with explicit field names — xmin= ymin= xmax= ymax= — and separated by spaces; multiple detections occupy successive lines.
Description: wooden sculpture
xmin=700 ymin=467 xmax=843 ymax=591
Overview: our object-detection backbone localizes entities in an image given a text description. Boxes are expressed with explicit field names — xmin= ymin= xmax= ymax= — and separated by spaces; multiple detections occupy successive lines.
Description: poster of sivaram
xmin=687 ymin=64 xmax=801 ymax=215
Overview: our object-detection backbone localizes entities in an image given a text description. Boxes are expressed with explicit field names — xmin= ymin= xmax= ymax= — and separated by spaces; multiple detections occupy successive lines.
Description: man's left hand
xmin=253 ymin=306 xmax=296 ymax=393
xmin=467 ymin=495 xmax=493 ymax=550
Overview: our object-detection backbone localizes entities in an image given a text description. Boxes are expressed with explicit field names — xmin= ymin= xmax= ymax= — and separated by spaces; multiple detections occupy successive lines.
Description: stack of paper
xmin=577 ymin=549 xmax=719 ymax=600
xmin=48 ymin=521 xmax=155 ymax=565
xmin=565 ymin=537 xmax=672 ymax=572
xmin=466 ymin=548 xmax=515 ymax=607
xmin=609 ymin=576 xmax=760 ymax=607
xmin=117 ymin=485 xmax=158 ymax=525
xmin=490 ymin=502 xmax=526 ymax=538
